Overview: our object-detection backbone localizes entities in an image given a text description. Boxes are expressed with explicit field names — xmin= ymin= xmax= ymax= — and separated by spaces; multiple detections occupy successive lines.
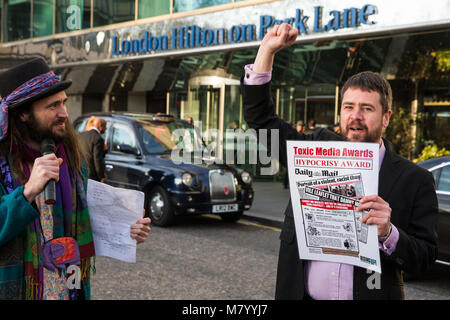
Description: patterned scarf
xmin=0 ymin=143 xmax=95 ymax=299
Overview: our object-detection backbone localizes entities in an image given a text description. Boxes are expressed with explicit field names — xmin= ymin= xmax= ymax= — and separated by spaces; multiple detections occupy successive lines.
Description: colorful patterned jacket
xmin=0 ymin=165 xmax=91 ymax=300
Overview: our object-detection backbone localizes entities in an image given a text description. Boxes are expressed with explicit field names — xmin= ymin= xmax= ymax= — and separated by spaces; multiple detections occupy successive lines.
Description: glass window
xmin=33 ymin=0 xmax=54 ymax=37
xmin=112 ymin=123 xmax=136 ymax=151
xmin=173 ymin=0 xmax=231 ymax=13
xmin=138 ymin=125 xmax=166 ymax=154
xmin=55 ymin=0 xmax=91 ymax=33
xmin=93 ymin=0 xmax=135 ymax=27
xmin=74 ymin=118 xmax=88 ymax=133
xmin=432 ymin=168 xmax=441 ymax=185
xmin=138 ymin=0 xmax=170 ymax=19
xmin=137 ymin=120 xmax=203 ymax=155
xmin=438 ymin=165 xmax=450 ymax=192
xmin=5 ymin=0 xmax=31 ymax=41
xmin=97 ymin=119 xmax=110 ymax=142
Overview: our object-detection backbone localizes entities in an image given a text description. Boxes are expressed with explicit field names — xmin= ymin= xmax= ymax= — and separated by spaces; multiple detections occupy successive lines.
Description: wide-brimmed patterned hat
xmin=0 ymin=58 xmax=72 ymax=140
xmin=0 ymin=58 xmax=72 ymax=110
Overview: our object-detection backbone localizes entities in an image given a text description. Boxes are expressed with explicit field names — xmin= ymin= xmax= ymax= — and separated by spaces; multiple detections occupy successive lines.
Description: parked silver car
xmin=418 ymin=156 xmax=450 ymax=265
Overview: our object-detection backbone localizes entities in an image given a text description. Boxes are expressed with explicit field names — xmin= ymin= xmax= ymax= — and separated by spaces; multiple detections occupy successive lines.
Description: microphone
xmin=41 ymin=138 xmax=56 ymax=205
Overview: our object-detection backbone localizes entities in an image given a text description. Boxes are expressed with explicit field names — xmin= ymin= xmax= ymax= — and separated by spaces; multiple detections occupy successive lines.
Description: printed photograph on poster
xmin=286 ymin=140 xmax=381 ymax=273
xmin=300 ymin=178 xmax=369 ymax=244
xmin=301 ymin=199 xmax=360 ymax=257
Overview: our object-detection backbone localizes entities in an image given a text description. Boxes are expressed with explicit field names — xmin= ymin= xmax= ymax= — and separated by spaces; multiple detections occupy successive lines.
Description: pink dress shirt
xmin=243 ymin=64 xmax=400 ymax=300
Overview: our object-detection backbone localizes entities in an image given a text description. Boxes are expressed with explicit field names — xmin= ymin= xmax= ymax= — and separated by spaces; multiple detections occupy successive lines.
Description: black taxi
xmin=73 ymin=112 xmax=254 ymax=227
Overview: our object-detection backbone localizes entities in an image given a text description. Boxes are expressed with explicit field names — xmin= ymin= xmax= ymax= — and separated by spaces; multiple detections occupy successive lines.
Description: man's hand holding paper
xmin=358 ymin=195 xmax=392 ymax=238
xmin=131 ymin=213 xmax=151 ymax=244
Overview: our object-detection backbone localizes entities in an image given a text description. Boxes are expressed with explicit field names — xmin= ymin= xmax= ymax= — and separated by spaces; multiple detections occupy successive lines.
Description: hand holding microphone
xmin=23 ymin=139 xmax=63 ymax=203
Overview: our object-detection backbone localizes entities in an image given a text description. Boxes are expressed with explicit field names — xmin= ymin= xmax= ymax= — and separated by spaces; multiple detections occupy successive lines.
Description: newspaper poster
xmin=286 ymin=140 xmax=381 ymax=273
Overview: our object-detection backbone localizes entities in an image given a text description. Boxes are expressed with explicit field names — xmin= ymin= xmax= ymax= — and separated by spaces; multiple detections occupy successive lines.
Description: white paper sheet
xmin=287 ymin=140 xmax=381 ymax=273
xmin=87 ymin=179 xmax=144 ymax=263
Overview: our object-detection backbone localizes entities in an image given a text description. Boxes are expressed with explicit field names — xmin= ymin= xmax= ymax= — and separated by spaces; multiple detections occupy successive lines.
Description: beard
xmin=340 ymin=120 xmax=383 ymax=143
xmin=24 ymin=113 xmax=68 ymax=144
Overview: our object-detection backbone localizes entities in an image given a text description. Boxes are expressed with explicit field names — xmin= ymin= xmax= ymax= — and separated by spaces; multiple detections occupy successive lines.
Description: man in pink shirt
xmin=242 ymin=23 xmax=438 ymax=300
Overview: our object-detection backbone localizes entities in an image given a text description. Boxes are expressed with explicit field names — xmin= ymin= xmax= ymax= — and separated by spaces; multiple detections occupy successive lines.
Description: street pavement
xmin=242 ymin=179 xmax=288 ymax=227
xmin=91 ymin=214 xmax=280 ymax=300
xmin=244 ymin=180 xmax=450 ymax=300
xmin=89 ymin=181 xmax=450 ymax=300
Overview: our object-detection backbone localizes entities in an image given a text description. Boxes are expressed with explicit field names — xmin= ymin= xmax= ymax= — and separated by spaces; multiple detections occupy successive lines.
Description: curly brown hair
xmin=341 ymin=71 xmax=392 ymax=114
xmin=0 ymin=103 xmax=84 ymax=183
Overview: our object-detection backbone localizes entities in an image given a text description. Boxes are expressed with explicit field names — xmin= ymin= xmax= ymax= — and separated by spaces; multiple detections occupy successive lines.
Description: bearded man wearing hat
xmin=0 ymin=58 xmax=151 ymax=300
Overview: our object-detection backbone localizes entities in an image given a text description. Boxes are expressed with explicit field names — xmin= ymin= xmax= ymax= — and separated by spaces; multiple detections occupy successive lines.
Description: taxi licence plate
xmin=212 ymin=204 xmax=238 ymax=213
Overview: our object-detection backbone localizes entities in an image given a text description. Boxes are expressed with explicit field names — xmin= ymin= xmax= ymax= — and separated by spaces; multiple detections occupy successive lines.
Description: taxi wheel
xmin=147 ymin=186 xmax=174 ymax=227
xmin=220 ymin=211 xmax=243 ymax=223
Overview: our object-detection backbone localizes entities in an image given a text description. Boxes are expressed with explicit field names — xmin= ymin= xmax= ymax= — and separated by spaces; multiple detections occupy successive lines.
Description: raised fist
xmin=261 ymin=23 xmax=298 ymax=55
xmin=253 ymin=23 xmax=298 ymax=73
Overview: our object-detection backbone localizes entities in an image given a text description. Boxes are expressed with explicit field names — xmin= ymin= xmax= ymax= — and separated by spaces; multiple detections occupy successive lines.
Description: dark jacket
xmin=242 ymin=80 xmax=438 ymax=300
xmin=78 ymin=129 xmax=106 ymax=181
